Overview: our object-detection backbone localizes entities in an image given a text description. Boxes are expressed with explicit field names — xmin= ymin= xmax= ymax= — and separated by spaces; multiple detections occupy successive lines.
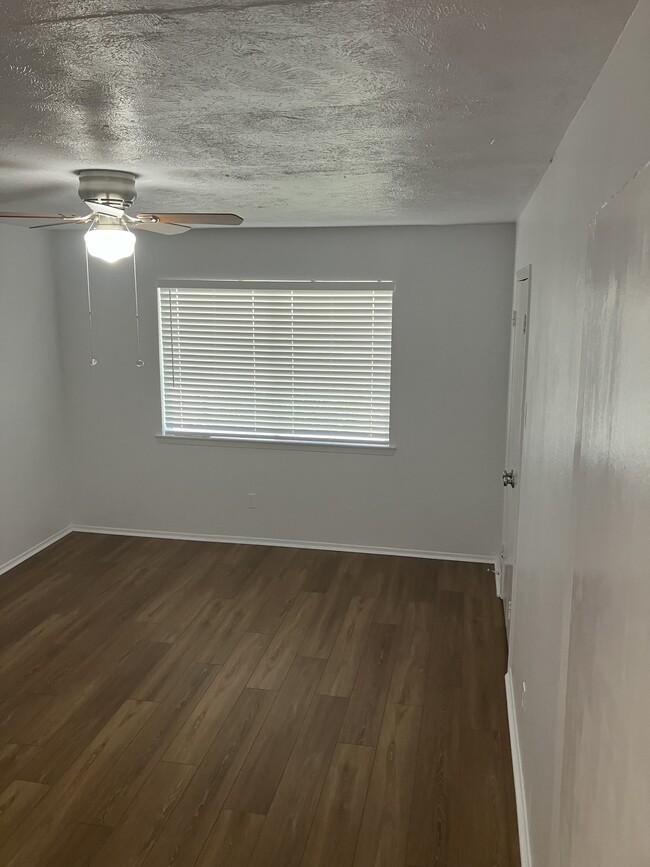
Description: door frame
xmin=500 ymin=264 xmax=532 ymax=635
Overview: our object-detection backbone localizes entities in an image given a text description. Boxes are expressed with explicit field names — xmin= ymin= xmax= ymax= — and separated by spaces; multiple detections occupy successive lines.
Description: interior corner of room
xmin=1 ymin=0 xmax=649 ymax=865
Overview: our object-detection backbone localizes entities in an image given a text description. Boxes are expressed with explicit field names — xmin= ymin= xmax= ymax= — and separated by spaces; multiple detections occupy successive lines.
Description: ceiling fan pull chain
xmin=132 ymin=249 xmax=144 ymax=367
xmin=84 ymin=247 xmax=98 ymax=366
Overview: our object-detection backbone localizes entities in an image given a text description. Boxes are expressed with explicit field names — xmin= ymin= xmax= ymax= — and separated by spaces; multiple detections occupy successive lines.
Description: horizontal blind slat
xmin=158 ymin=282 xmax=393 ymax=444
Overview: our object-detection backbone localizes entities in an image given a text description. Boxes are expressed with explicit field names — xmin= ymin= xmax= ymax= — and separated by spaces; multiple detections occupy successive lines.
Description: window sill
xmin=156 ymin=433 xmax=396 ymax=455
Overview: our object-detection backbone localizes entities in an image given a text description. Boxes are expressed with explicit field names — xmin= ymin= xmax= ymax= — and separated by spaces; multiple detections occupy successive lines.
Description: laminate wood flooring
xmin=0 ymin=533 xmax=520 ymax=866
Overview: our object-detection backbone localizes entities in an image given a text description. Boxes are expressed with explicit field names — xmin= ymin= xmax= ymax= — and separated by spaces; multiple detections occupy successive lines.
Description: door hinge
xmin=512 ymin=310 xmax=517 ymax=327
xmin=500 ymin=544 xmax=505 ymax=559
xmin=523 ymin=313 xmax=527 ymax=334
xmin=507 ymin=600 xmax=513 ymax=621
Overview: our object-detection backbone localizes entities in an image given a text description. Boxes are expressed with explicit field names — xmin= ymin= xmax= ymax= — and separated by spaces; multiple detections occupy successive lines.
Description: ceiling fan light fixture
xmin=84 ymin=216 xmax=136 ymax=263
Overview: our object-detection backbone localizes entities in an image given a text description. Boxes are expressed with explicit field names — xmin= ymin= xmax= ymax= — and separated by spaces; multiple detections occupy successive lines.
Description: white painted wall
xmin=564 ymin=160 xmax=650 ymax=867
xmin=512 ymin=2 xmax=648 ymax=864
xmin=0 ymin=226 xmax=70 ymax=570
xmin=53 ymin=224 xmax=514 ymax=558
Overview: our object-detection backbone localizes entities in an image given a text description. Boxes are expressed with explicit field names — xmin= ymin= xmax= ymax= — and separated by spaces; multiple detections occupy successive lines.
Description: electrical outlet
xmin=247 ymin=493 xmax=257 ymax=509
xmin=521 ymin=681 xmax=527 ymax=711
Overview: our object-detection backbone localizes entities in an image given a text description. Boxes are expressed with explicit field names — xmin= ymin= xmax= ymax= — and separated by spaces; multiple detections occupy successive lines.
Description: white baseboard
xmin=0 ymin=525 xmax=73 ymax=577
xmin=70 ymin=524 xmax=497 ymax=565
xmin=505 ymin=670 xmax=532 ymax=867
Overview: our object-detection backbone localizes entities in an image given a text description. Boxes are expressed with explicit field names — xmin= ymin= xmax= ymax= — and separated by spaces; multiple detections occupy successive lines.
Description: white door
xmin=501 ymin=265 xmax=531 ymax=638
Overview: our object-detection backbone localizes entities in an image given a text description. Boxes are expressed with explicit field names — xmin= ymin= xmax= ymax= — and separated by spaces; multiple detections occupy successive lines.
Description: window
xmin=158 ymin=280 xmax=394 ymax=447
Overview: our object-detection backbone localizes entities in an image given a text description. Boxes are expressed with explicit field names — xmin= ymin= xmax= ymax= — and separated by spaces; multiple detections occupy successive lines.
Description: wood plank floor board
xmin=133 ymin=548 xmax=214 ymax=625
xmin=193 ymin=551 xmax=288 ymax=666
xmin=88 ymin=761 xmax=196 ymax=867
xmin=0 ymin=575 xmax=82 ymax=657
xmin=203 ymin=543 xmax=276 ymax=600
xmin=458 ymin=729 xmax=511 ymax=867
xmin=300 ymin=743 xmax=375 ymax=867
xmin=16 ymin=627 xmax=156 ymax=721
xmin=39 ymin=822 xmax=113 ymax=867
xmin=74 ymin=661 xmax=217 ymax=827
xmin=401 ymin=559 xmax=440 ymax=605
xmin=406 ymin=685 xmax=461 ymax=867
xmin=191 ymin=598 xmax=240 ymax=665
xmin=226 ymin=655 xmax=325 ymax=814
xmin=467 ymin=564 xmax=499 ymax=622
xmin=248 ymin=548 xmax=316 ymax=634
xmin=349 ymin=554 xmax=386 ymax=600
xmin=0 ymin=534 xmax=519 ymax=866
xmin=298 ymin=560 xmax=359 ymax=659
xmin=30 ymin=620 xmax=132 ymax=693
xmin=438 ymin=561 xmax=494 ymax=621
xmin=14 ymin=643 xmax=169 ymax=786
xmin=248 ymin=693 xmax=349 ymax=867
xmin=436 ymin=559 xmax=469 ymax=593
xmin=462 ymin=615 xmax=502 ymax=732
xmin=0 ymin=698 xmax=157 ymax=866
xmin=194 ymin=810 xmax=265 ymax=867
xmin=0 ymin=744 xmax=43 ymax=793
xmin=163 ymin=632 xmax=271 ymax=765
xmin=429 ymin=591 xmax=465 ymax=688
xmin=142 ymin=687 xmax=275 ymax=867
xmin=406 ymin=589 xmax=465 ymax=867
xmin=388 ymin=601 xmax=435 ymax=707
xmin=48 ymin=587 xmax=152 ymax=649
xmin=317 ymin=596 xmax=377 ymax=698
xmin=0 ymin=613 xmax=73 ymax=678
xmin=0 ymin=692 xmax=53 ymax=746
xmin=49 ymin=561 xmax=167 ymax=644
xmin=148 ymin=588 xmax=222 ymax=645
xmin=353 ymin=702 xmax=422 ymax=867
xmin=147 ymin=590 xmax=225 ymax=658
xmin=339 ymin=622 xmax=398 ymax=747
xmin=43 ymin=619 xmax=158 ymax=693
xmin=0 ymin=779 xmax=49 ymax=845
xmin=247 ymin=592 xmax=323 ymax=690
xmin=0 ymin=641 xmax=70 ymax=700
xmin=77 ymin=619 xmax=157 ymax=665
xmin=126 ymin=611 xmax=225 ymax=704
xmin=374 ymin=557 xmax=412 ymax=625
xmin=300 ymin=550 xmax=347 ymax=594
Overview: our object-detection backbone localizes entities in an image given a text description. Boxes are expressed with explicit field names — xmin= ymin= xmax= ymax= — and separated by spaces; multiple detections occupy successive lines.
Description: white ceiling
xmin=0 ymin=0 xmax=637 ymax=226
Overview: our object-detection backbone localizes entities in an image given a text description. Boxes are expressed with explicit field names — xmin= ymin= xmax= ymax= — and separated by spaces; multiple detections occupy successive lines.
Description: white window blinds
xmin=158 ymin=281 xmax=394 ymax=445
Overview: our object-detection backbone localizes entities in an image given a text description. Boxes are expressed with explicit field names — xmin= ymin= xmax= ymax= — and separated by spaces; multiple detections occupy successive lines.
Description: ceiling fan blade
xmin=87 ymin=201 xmax=125 ymax=218
xmin=29 ymin=221 xmax=86 ymax=229
xmin=0 ymin=212 xmax=79 ymax=219
xmin=29 ymin=214 xmax=92 ymax=228
xmin=138 ymin=212 xmax=243 ymax=226
xmin=134 ymin=221 xmax=191 ymax=235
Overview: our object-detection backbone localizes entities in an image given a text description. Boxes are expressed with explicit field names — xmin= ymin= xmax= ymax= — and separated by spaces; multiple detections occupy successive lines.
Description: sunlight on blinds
xmin=158 ymin=281 xmax=394 ymax=445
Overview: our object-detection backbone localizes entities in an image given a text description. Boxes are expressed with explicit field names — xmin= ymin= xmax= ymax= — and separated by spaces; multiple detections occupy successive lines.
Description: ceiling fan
xmin=0 ymin=169 xmax=243 ymax=263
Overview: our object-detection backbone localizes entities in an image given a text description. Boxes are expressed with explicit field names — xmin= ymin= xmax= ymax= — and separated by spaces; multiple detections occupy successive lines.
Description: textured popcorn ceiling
xmin=0 ymin=0 xmax=637 ymax=225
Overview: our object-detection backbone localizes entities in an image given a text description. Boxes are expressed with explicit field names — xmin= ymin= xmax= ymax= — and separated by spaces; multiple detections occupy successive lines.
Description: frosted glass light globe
xmin=84 ymin=220 xmax=136 ymax=263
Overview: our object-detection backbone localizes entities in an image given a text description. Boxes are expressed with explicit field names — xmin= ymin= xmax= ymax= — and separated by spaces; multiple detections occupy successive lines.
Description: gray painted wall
xmin=53 ymin=224 xmax=514 ymax=558
xmin=0 ymin=226 xmax=69 ymax=568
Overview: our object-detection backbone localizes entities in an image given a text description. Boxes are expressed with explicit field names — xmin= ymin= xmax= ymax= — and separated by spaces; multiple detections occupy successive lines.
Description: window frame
xmin=155 ymin=278 xmax=396 ymax=452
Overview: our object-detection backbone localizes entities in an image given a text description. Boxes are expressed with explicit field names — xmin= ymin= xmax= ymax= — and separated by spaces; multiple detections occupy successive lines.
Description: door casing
xmin=501 ymin=265 xmax=532 ymax=640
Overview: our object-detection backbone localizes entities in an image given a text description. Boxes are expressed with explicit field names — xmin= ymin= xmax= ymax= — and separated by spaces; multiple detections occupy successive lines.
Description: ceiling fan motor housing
xmin=77 ymin=169 xmax=137 ymax=210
